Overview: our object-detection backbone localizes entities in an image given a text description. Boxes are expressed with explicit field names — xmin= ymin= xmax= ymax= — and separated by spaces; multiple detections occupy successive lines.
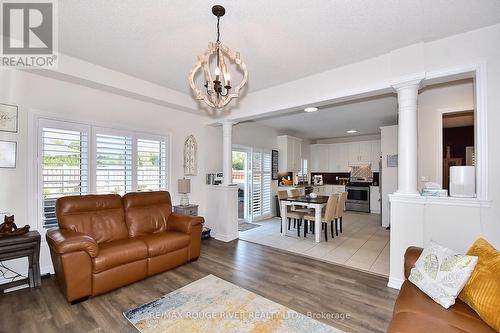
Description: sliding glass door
xmin=232 ymin=147 xmax=272 ymax=222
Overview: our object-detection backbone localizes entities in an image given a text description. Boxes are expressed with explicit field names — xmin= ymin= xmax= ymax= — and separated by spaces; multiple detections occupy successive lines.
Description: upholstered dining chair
xmin=289 ymin=188 xmax=314 ymax=215
xmin=303 ymin=193 xmax=339 ymax=242
xmin=277 ymin=190 xmax=304 ymax=236
xmin=333 ymin=192 xmax=348 ymax=236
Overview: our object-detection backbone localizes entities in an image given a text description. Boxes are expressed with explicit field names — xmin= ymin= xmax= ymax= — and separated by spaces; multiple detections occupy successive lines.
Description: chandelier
xmin=188 ymin=5 xmax=248 ymax=110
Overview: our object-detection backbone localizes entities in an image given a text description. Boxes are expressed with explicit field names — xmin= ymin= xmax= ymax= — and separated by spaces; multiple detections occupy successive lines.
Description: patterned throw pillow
xmin=409 ymin=241 xmax=478 ymax=308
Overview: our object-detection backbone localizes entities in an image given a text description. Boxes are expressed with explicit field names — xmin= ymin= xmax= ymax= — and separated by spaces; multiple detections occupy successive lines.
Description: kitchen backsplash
xmin=310 ymin=172 xmax=350 ymax=185
xmin=311 ymin=172 xmax=380 ymax=185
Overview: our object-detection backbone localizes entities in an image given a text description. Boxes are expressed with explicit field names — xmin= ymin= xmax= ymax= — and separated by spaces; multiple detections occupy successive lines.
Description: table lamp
xmin=178 ymin=178 xmax=191 ymax=206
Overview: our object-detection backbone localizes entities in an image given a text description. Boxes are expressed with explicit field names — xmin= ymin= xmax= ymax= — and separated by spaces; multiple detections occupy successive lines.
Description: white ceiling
xmin=59 ymin=1 xmax=500 ymax=94
xmin=253 ymin=95 xmax=398 ymax=140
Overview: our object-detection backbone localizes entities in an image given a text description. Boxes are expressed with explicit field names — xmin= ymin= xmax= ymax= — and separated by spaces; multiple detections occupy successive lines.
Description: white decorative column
xmin=393 ymin=79 xmax=422 ymax=195
xmin=221 ymin=120 xmax=236 ymax=186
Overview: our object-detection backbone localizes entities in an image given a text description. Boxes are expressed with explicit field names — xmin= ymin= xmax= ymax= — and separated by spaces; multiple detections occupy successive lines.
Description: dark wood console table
xmin=0 ymin=231 xmax=41 ymax=292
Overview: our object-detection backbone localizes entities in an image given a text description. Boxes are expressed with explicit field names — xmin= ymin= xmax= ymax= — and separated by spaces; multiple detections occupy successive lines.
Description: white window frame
xmin=31 ymin=114 xmax=171 ymax=233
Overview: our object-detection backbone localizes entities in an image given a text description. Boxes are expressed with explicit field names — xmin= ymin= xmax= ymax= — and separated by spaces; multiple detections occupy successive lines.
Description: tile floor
xmin=239 ymin=211 xmax=390 ymax=276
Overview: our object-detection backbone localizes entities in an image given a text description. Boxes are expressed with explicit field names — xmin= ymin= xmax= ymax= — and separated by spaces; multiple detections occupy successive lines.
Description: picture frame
xmin=0 ymin=103 xmax=18 ymax=133
xmin=272 ymin=149 xmax=279 ymax=180
xmin=0 ymin=140 xmax=17 ymax=168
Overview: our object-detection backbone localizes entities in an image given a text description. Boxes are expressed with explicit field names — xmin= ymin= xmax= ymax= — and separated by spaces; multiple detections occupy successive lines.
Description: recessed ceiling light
xmin=347 ymin=130 xmax=358 ymax=134
xmin=304 ymin=107 xmax=318 ymax=113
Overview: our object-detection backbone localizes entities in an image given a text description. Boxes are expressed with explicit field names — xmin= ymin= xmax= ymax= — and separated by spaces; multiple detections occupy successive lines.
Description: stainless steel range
xmin=346 ymin=176 xmax=372 ymax=213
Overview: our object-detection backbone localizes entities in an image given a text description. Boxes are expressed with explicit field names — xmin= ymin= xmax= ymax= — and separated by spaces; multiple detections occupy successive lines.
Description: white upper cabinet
xmin=310 ymin=144 xmax=329 ymax=172
xmin=278 ymin=135 xmax=302 ymax=172
xmin=359 ymin=142 xmax=373 ymax=163
xmin=311 ymin=140 xmax=381 ymax=173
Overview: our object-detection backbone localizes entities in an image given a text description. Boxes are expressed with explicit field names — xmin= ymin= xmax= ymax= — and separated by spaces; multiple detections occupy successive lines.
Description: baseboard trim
xmin=387 ymin=277 xmax=404 ymax=290
xmin=212 ymin=232 xmax=239 ymax=243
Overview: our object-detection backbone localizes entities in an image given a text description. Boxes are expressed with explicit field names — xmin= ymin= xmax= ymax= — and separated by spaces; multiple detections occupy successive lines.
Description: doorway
xmin=232 ymin=149 xmax=249 ymax=221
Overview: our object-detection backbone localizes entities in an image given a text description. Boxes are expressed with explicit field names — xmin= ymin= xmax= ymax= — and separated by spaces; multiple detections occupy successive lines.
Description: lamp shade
xmin=178 ymin=178 xmax=191 ymax=194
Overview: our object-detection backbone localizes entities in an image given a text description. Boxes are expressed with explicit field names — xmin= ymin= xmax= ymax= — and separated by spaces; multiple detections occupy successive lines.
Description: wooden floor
xmin=0 ymin=239 xmax=398 ymax=333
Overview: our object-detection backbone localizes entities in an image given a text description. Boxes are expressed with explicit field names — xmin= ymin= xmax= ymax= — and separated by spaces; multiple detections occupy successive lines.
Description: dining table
xmin=280 ymin=195 xmax=329 ymax=243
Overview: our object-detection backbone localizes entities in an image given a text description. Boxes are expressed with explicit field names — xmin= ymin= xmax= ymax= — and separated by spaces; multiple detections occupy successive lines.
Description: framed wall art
xmin=0 ymin=103 xmax=18 ymax=133
xmin=0 ymin=140 xmax=17 ymax=168
xmin=183 ymin=135 xmax=198 ymax=176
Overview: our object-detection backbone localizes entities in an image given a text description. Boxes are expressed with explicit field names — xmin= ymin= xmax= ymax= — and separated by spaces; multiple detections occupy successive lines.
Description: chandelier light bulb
xmin=215 ymin=67 xmax=221 ymax=76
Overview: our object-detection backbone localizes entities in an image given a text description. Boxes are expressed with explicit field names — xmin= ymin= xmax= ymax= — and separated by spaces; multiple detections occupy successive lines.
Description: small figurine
xmin=0 ymin=215 xmax=30 ymax=237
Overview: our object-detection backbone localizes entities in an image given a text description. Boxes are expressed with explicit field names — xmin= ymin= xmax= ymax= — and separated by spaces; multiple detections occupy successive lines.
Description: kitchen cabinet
xmin=311 ymin=140 xmax=380 ymax=172
xmin=324 ymin=185 xmax=346 ymax=195
xmin=370 ymin=186 xmax=381 ymax=214
xmin=310 ymin=144 xmax=329 ymax=172
xmin=277 ymin=135 xmax=302 ymax=172
xmin=348 ymin=142 xmax=372 ymax=163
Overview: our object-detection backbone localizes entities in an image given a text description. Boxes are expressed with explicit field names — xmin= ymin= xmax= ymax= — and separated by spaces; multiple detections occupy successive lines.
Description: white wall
xmin=0 ymin=69 xmax=220 ymax=279
xmin=381 ymin=126 xmax=398 ymax=228
xmin=417 ymin=80 xmax=475 ymax=190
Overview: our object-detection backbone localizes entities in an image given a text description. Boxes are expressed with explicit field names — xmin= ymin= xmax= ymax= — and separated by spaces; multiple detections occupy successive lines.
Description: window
xmin=137 ymin=139 xmax=167 ymax=192
xmin=95 ymin=133 xmax=132 ymax=195
xmin=37 ymin=118 xmax=169 ymax=228
xmin=40 ymin=121 xmax=89 ymax=228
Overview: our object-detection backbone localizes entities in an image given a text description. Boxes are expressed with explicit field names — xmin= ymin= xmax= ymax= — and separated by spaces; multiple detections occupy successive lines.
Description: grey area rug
xmin=238 ymin=222 xmax=262 ymax=232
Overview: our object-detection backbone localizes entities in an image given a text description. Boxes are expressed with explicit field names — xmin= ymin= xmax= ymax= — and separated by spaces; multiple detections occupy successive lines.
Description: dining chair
xmin=333 ymin=192 xmax=348 ymax=235
xmin=277 ymin=190 xmax=304 ymax=236
xmin=302 ymin=193 xmax=339 ymax=242
xmin=289 ymin=188 xmax=313 ymax=215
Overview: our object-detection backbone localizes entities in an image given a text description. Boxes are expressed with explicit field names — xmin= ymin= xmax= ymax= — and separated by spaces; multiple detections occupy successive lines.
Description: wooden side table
xmin=0 ymin=231 xmax=41 ymax=292
xmin=174 ymin=204 xmax=198 ymax=216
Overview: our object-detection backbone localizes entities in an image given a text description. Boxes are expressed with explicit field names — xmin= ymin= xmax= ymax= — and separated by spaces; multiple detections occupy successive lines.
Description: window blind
xmin=41 ymin=127 xmax=88 ymax=228
xmin=262 ymin=152 xmax=272 ymax=215
xmin=95 ymin=133 xmax=132 ymax=195
xmin=137 ymin=138 xmax=167 ymax=191
xmin=251 ymin=152 xmax=262 ymax=218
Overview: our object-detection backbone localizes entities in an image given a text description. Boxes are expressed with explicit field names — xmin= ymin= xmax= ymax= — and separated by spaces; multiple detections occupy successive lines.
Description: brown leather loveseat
xmin=46 ymin=191 xmax=203 ymax=303
xmin=387 ymin=247 xmax=495 ymax=333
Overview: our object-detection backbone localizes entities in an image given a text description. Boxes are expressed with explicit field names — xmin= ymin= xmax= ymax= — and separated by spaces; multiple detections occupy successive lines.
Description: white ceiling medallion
xmin=188 ymin=5 xmax=248 ymax=112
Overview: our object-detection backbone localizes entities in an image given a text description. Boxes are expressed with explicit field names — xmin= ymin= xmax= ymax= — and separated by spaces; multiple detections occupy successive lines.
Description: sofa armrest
xmin=404 ymin=246 xmax=423 ymax=279
xmin=46 ymin=229 xmax=98 ymax=258
xmin=167 ymin=213 xmax=204 ymax=235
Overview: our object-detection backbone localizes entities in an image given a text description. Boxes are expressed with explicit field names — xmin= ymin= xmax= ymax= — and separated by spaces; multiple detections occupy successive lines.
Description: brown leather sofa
xmin=387 ymin=247 xmax=495 ymax=333
xmin=46 ymin=191 xmax=203 ymax=303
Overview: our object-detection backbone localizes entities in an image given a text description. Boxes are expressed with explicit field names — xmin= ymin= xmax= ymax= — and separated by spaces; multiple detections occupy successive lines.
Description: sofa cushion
xmin=123 ymin=191 xmax=172 ymax=237
xmin=388 ymin=311 xmax=474 ymax=333
xmin=459 ymin=238 xmax=500 ymax=332
xmin=393 ymin=281 xmax=496 ymax=333
xmin=56 ymin=194 xmax=128 ymax=244
xmin=408 ymin=241 xmax=477 ymax=308
xmin=92 ymin=238 xmax=148 ymax=273
xmin=138 ymin=232 xmax=190 ymax=257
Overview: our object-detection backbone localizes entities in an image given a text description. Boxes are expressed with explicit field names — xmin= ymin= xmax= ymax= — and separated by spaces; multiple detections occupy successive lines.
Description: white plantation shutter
xmin=262 ymin=152 xmax=272 ymax=215
xmin=95 ymin=133 xmax=132 ymax=195
xmin=41 ymin=125 xmax=89 ymax=228
xmin=37 ymin=118 xmax=170 ymax=229
xmin=251 ymin=150 xmax=272 ymax=220
xmin=251 ymin=152 xmax=262 ymax=218
xmin=137 ymin=138 xmax=168 ymax=191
